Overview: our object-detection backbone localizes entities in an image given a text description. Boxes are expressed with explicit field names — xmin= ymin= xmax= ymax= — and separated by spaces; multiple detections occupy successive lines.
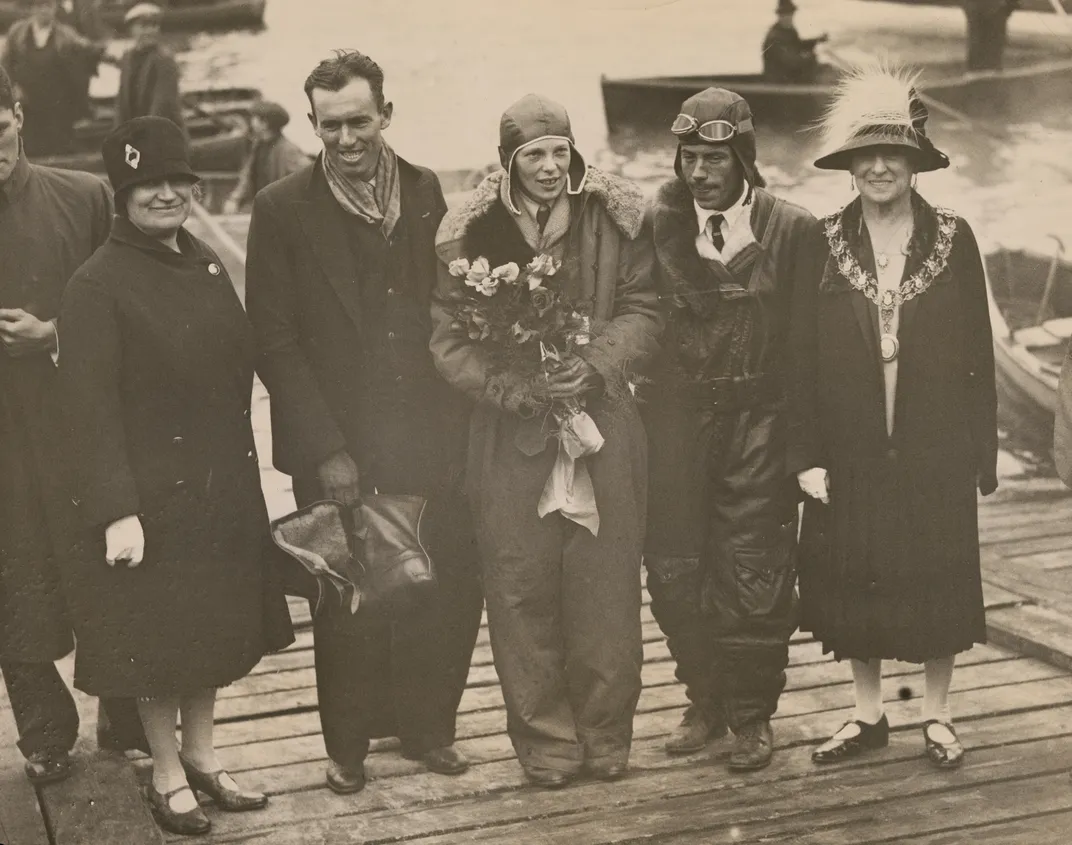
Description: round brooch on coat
xmin=208 ymin=263 xmax=221 ymax=276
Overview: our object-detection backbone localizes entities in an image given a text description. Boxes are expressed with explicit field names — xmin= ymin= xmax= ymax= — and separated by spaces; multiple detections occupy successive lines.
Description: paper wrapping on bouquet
xmin=269 ymin=495 xmax=437 ymax=617
xmin=537 ymin=410 xmax=605 ymax=536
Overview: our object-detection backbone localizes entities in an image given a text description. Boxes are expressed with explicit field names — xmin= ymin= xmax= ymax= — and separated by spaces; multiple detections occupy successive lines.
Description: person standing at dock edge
xmin=0 ymin=64 xmax=146 ymax=786
xmin=641 ymin=87 xmax=820 ymax=772
xmin=245 ymin=49 xmax=483 ymax=795
xmin=789 ymin=65 xmax=997 ymax=769
xmin=114 ymin=3 xmax=184 ymax=134
xmin=0 ymin=0 xmax=108 ymax=156
xmin=431 ymin=94 xmax=661 ymax=788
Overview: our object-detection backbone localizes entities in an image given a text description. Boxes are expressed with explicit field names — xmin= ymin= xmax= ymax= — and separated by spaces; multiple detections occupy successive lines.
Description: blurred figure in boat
xmin=115 ymin=3 xmax=185 ymax=135
xmin=762 ymin=0 xmax=829 ymax=84
xmin=641 ymin=87 xmax=819 ymax=773
xmin=789 ymin=64 xmax=997 ymax=771
xmin=223 ymin=101 xmax=311 ymax=214
xmin=0 ymin=0 xmax=109 ymax=156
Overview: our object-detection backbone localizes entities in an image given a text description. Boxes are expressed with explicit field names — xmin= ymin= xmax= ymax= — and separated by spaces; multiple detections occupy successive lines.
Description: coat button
xmin=388 ymin=331 xmax=396 ymax=339
xmin=387 ymin=287 xmax=396 ymax=295
xmin=887 ymin=448 xmax=898 ymax=461
xmin=243 ymin=409 xmax=250 ymax=419
xmin=173 ymin=436 xmax=184 ymax=445
xmin=208 ymin=263 xmax=221 ymax=276
xmin=395 ymin=375 xmax=404 ymax=384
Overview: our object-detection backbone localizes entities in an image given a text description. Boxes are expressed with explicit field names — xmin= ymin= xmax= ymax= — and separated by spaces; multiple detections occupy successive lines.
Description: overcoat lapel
xmin=295 ymin=164 xmax=363 ymax=331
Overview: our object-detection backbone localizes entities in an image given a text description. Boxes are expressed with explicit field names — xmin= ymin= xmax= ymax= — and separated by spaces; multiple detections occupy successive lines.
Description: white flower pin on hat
xmin=124 ymin=143 xmax=141 ymax=170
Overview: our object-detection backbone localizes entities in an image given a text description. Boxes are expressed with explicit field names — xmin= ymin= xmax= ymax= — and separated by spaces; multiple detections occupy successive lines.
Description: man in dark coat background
xmin=245 ymin=49 xmax=483 ymax=795
xmin=0 ymin=0 xmax=108 ymax=156
xmin=641 ymin=87 xmax=821 ymax=772
xmin=114 ymin=3 xmax=184 ymax=133
xmin=0 ymin=65 xmax=145 ymax=785
xmin=223 ymin=101 xmax=311 ymax=214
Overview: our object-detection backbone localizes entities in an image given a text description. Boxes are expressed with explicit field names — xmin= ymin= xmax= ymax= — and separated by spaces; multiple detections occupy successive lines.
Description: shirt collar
xmin=693 ymin=184 xmax=749 ymax=235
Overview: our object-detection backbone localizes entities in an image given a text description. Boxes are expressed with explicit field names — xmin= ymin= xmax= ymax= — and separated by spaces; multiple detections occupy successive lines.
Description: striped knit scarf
xmin=322 ymin=141 xmax=401 ymax=238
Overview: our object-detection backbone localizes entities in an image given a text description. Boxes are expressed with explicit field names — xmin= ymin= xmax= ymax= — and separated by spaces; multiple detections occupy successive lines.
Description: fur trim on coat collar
xmin=436 ymin=167 xmax=645 ymax=249
xmin=652 ymin=177 xmax=775 ymax=319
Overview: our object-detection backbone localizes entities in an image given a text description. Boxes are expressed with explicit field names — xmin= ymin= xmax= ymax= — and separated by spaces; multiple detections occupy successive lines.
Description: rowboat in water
xmin=601 ymin=58 xmax=1072 ymax=141
xmin=0 ymin=0 xmax=267 ymax=31
xmin=30 ymin=86 xmax=260 ymax=178
xmin=986 ymin=232 xmax=1071 ymax=427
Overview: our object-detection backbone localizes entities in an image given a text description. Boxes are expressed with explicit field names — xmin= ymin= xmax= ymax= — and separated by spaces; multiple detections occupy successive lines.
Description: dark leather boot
xmin=665 ymin=705 xmax=728 ymax=755
xmin=727 ymin=720 xmax=774 ymax=771
xmin=326 ymin=761 xmax=366 ymax=795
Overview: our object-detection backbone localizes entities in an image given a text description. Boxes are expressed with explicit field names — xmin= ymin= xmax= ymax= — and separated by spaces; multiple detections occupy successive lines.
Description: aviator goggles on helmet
xmin=670 ymin=114 xmax=754 ymax=143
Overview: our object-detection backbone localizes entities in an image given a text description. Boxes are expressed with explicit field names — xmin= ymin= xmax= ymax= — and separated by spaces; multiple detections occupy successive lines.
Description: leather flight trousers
xmin=645 ymin=403 xmax=799 ymax=732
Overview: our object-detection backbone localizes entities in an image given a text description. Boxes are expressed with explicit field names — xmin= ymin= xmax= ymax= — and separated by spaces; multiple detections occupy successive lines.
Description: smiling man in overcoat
xmin=244 ymin=49 xmax=483 ymax=795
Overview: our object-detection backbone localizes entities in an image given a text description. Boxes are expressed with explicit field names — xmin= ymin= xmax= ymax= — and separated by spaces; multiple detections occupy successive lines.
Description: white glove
xmin=797 ymin=467 xmax=830 ymax=504
xmin=104 ymin=514 xmax=145 ymax=568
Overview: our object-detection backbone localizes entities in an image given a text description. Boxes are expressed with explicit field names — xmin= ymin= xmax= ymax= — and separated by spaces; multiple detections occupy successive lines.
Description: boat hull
xmin=602 ymin=60 xmax=1072 ymax=140
xmin=0 ymin=0 xmax=266 ymax=31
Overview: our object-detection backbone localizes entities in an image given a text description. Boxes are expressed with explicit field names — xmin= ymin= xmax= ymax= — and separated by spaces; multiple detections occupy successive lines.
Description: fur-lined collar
xmin=652 ymin=177 xmax=776 ymax=319
xmin=436 ymin=167 xmax=645 ymax=250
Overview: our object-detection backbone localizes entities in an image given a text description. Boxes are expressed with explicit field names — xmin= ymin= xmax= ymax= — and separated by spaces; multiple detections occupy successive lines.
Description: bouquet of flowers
xmin=447 ymin=254 xmax=607 ymax=535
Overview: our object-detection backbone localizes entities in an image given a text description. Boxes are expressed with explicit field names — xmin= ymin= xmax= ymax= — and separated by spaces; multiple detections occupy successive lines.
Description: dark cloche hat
xmin=776 ymin=0 xmax=798 ymax=13
xmin=102 ymin=116 xmax=198 ymax=196
xmin=813 ymin=63 xmax=949 ymax=173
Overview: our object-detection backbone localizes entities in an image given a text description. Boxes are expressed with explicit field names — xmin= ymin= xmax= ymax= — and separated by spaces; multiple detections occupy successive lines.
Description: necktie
xmin=706 ymin=214 xmax=726 ymax=252
xmin=536 ymin=204 xmax=551 ymax=235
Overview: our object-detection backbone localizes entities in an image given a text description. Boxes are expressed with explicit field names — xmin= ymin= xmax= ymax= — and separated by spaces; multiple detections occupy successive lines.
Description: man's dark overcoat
xmin=114 ymin=42 xmax=184 ymax=133
xmin=0 ymin=156 xmax=111 ymax=662
xmin=787 ymin=194 xmax=998 ymax=663
xmin=245 ymin=156 xmax=483 ymax=762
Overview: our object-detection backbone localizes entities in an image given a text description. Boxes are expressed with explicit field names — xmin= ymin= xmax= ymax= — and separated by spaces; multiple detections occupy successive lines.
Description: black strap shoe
xmin=923 ymin=720 xmax=964 ymax=769
xmin=180 ymin=757 xmax=268 ymax=811
xmin=812 ymin=714 xmax=890 ymax=764
xmin=145 ymin=785 xmax=211 ymax=837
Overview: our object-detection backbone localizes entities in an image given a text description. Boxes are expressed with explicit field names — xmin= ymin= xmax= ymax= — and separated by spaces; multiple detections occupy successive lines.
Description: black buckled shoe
xmin=923 ymin=720 xmax=964 ymax=769
xmin=180 ymin=757 xmax=268 ymax=811
xmin=24 ymin=750 xmax=71 ymax=785
xmin=145 ymin=785 xmax=211 ymax=837
xmin=665 ymin=705 xmax=729 ymax=755
xmin=727 ymin=720 xmax=774 ymax=771
xmin=326 ymin=761 xmax=367 ymax=795
xmin=401 ymin=744 xmax=470 ymax=775
xmin=812 ymin=714 xmax=890 ymax=764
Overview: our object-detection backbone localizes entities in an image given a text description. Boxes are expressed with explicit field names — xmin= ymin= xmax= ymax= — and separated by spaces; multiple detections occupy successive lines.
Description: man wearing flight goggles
xmin=640 ymin=87 xmax=823 ymax=772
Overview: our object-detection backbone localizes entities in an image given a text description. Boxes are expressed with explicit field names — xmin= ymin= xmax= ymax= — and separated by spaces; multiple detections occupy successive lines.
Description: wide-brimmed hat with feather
xmin=813 ymin=63 xmax=949 ymax=173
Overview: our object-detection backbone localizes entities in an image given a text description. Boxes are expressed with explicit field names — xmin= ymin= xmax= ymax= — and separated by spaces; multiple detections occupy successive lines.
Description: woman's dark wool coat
xmin=57 ymin=217 xmax=293 ymax=697
xmin=787 ymin=194 xmax=998 ymax=663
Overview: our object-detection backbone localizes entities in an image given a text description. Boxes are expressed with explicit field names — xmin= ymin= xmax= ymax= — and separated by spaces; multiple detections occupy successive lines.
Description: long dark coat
xmin=245 ymin=156 xmax=482 ymax=747
xmin=787 ymin=194 xmax=998 ymax=663
xmin=57 ymin=216 xmax=293 ymax=697
xmin=0 ymin=157 xmax=112 ymax=662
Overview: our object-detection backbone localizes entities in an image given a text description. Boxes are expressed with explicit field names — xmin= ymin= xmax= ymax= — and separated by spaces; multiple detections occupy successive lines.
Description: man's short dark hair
xmin=0 ymin=65 xmax=15 ymax=112
xmin=304 ymin=49 xmax=385 ymax=118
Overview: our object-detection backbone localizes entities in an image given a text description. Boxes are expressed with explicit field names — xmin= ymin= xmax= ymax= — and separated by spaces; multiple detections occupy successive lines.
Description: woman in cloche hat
xmin=56 ymin=116 xmax=293 ymax=836
xmin=787 ymin=64 xmax=997 ymax=769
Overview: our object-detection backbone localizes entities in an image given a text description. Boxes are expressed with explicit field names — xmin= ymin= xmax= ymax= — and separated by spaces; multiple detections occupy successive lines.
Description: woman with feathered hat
xmin=787 ymin=65 xmax=998 ymax=769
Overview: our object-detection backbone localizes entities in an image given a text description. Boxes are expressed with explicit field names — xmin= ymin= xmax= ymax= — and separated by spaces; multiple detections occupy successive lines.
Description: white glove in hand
xmin=797 ymin=467 xmax=830 ymax=504
xmin=105 ymin=514 xmax=145 ymax=568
